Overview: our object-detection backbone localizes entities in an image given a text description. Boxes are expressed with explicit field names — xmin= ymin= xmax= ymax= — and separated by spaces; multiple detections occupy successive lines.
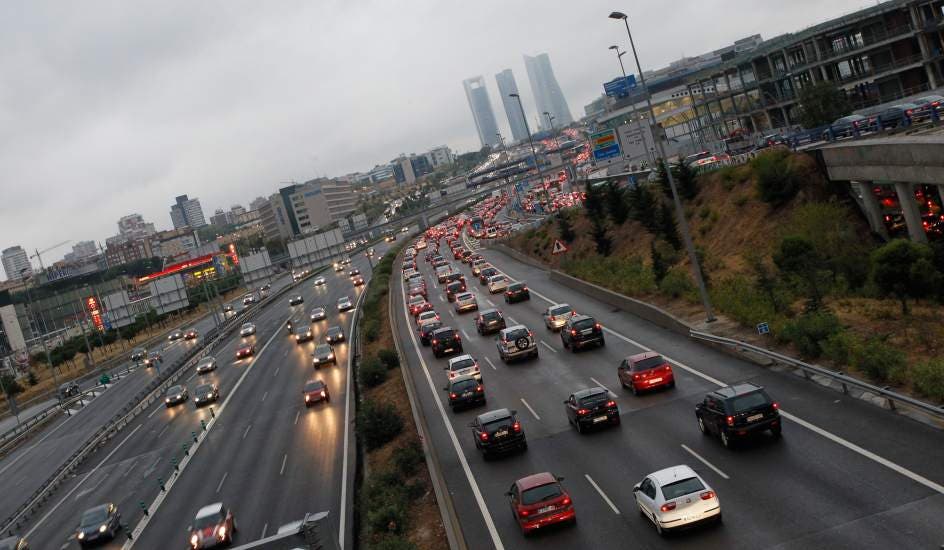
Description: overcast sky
xmin=0 ymin=0 xmax=873 ymax=279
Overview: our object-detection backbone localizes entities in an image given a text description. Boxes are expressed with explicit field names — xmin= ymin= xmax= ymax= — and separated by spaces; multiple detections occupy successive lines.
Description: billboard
xmin=603 ymin=75 xmax=637 ymax=98
xmin=590 ymin=129 xmax=621 ymax=162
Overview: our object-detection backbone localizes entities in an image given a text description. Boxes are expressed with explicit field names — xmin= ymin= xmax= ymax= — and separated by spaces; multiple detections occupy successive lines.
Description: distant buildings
xmin=260 ymin=178 xmax=358 ymax=241
xmin=69 ymin=240 xmax=98 ymax=260
xmin=1 ymin=246 xmax=31 ymax=282
xmin=523 ymin=53 xmax=573 ymax=130
xmin=495 ymin=69 xmax=530 ymax=142
xmin=104 ymin=239 xmax=152 ymax=268
xmin=462 ymin=76 xmax=501 ymax=149
xmin=170 ymin=195 xmax=207 ymax=229
xmin=425 ymin=145 xmax=455 ymax=168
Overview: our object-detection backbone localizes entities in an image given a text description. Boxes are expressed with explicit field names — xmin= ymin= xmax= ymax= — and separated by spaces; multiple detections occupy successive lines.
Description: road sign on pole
xmin=590 ymin=129 xmax=621 ymax=162
xmin=552 ymin=240 xmax=568 ymax=255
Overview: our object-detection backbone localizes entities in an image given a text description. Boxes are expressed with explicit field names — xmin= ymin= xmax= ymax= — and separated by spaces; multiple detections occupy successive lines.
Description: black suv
xmin=504 ymin=282 xmax=530 ymax=303
xmin=478 ymin=267 xmax=499 ymax=285
xmin=444 ymin=375 xmax=486 ymax=411
xmin=418 ymin=320 xmax=444 ymax=346
xmin=469 ymin=408 xmax=527 ymax=458
xmin=431 ymin=326 xmax=463 ymax=358
xmin=560 ymin=315 xmax=605 ymax=351
xmin=445 ymin=280 xmax=467 ymax=302
xmin=695 ymin=383 xmax=781 ymax=448
xmin=564 ymin=387 xmax=620 ymax=433
xmin=475 ymin=309 xmax=506 ymax=335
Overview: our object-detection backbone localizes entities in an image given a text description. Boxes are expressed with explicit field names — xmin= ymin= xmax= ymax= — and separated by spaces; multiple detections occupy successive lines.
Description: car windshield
xmin=550 ymin=305 xmax=571 ymax=316
xmin=313 ymin=308 xmax=324 ymax=314
xmin=452 ymin=379 xmax=477 ymax=392
xmin=198 ymin=358 xmax=213 ymax=366
xmin=521 ymin=482 xmax=562 ymax=505
xmin=731 ymin=391 xmax=770 ymax=413
xmin=409 ymin=296 xmax=424 ymax=304
xmin=450 ymin=358 xmax=475 ymax=371
xmin=632 ymin=355 xmax=665 ymax=370
xmin=304 ymin=381 xmax=325 ymax=393
xmin=483 ymin=416 xmax=512 ymax=432
xmin=508 ymin=283 xmax=524 ymax=291
xmin=295 ymin=326 xmax=309 ymax=334
xmin=457 ymin=293 xmax=472 ymax=300
xmin=447 ymin=282 xmax=463 ymax=291
xmin=482 ymin=311 xmax=500 ymax=321
xmin=193 ymin=512 xmax=223 ymax=530
xmin=195 ymin=384 xmax=212 ymax=394
xmin=578 ymin=392 xmax=608 ymax=408
xmin=315 ymin=345 xmax=331 ymax=355
xmin=80 ymin=507 xmax=108 ymax=526
xmin=436 ymin=329 xmax=456 ymax=339
xmin=328 ymin=327 xmax=342 ymax=335
xmin=572 ymin=318 xmax=596 ymax=330
xmin=242 ymin=324 xmax=252 ymax=329
xmin=660 ymin=476 xmax=706 ymax=500
xmin=490 ymin=275 xmax=505 ymax=283
xmin=482 ymin=268 xmax=497 ymax=276
xmin=167 ymin=386 xmax=183 ymax=395
xmin=504 ymin=328 xmax=529 ymax=340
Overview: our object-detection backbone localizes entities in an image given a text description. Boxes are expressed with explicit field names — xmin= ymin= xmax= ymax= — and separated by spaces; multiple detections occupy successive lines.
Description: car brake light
xmin=577 ymin=408 xmax=589 ymax=415
xmin=523 ymin=286 xmax=527 ymax=291
xmin=450 ymin=392 xmax=457 ymax=399
xmin=432 ymin=339 xmax=438 ymax=345
xmin=570 ymin=329 xmax=577 ymax=336
xmin=479 ymin=431 xmax=488 ymax=441
xmin=549 ymin=315 xmax=555 ymax=321
xmin=633 ymin=373 xmax=641 ymax=380
xmin=726 ymin=415 xmax=734 ymax=426
xmin=595 ymin=323 xmax=601 ymax=330
xmin=606 ymin=400 xmax=616 ymax=408
xmin=518 ymin=506 xmax=529 ymax=517
xmin=660 ymin=502 xmax=676 ymax=512
xmin=476 ymin=385 xmax=484 ymax=392
xmin=700 ymin=490 xmax=715 ymax=500
xmin=512 ymin=421 xmax=521 ymax=432
xmin=305 ymin=395 xmax=310 ymax=402
xmin=772 ymin=402 xmax=779 ymax=410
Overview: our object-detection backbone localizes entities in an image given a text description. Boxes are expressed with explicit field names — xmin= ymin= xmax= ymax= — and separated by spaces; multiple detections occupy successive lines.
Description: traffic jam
xmin=398 ymin=209 xmax=785 ymax=539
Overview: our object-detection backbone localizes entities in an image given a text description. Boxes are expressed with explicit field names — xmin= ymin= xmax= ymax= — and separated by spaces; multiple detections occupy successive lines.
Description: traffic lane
xmin=478 ymin=247 xmax=944 ymax=491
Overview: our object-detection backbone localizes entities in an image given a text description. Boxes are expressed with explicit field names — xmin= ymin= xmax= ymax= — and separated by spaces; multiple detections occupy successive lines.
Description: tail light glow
xmin=772 ymin=402 xmax=779 ymax=410
xmin=479 ymin=431 xmax=488 ymax=441
xmin=512 ymin=421 xmax=521 ymax=432
xmin=700 ymin=491 xmax=715 ymax=500
xmin=450 ymin=392 xmax=457 ymax=399
xmin=606 ymin=400 xmax=616 ymax=408
xmin=726 ymin=415 xmax=734 ymax=426
xmin=576 ymin=408 xmax=589 ymax=415
xmin=660 ymin=502 xmax=676 ymax=512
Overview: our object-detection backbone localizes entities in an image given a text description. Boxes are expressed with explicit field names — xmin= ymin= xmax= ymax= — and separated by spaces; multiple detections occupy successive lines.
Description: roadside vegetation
xmin=354 ymin=244 xmax=447 ymax=550
xmin=506 ymin=149 xmax=944 ymax=403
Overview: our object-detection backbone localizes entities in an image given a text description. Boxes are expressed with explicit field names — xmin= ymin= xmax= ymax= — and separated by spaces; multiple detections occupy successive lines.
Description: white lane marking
xmin=260 ymin=523 xmax=268 ymax=538
xmin=540 ymin=340 xmax=557 ymax=353
xmin=274 ymin=366 xmax=280 ymax=376
xmin=146 ymin=403 xmax=163 ymax=419
xmin=589 ymin=377 xmax=614 ymax=396
xmin=294 ymin=410 xmax=300 ymax=425
xmin=486 ymin=299 xmax=496 ymax=307
xmin=216 ymin=471 xmax=228 ymax=493
xmin=493 ymin=259 xmax=944 ymax=497
xmin=461 ymin=329 xmax=471 ymax=339
xmin=585 ymin=474 xmax=621 ymax=514
xmin=439 ymin=295 xmax=445 ymax=303
xmin=448 ymin=309 xmax=455 ymax=318
xmin=399 ymin=278 xmax=505 ymax=550
xmin=120 ymin=458 xmax=139 ymax=479
xmin=681 ymin=444 xmax=730 ymax=480
xmin=186 ymin=372 xmax=197 ymax=382
xmin=261 ymin=391 xmax=268 ymax=402
xmin=484 ymin=357 xmax=497 ymax=370
xmin=242 ymin=424 xmax=252 ymax=440
xmin=157 ymin=424 xmax=169 ymax=439
xmin=280 ymin=453 xmax=288 ymax=475
xmin=507 ymin=317 xmax=518 ymax=326
xmin=26 ymin=425 xmax=142 ymax=537
xmin=520 ymin=398 xmax=541 ymax=420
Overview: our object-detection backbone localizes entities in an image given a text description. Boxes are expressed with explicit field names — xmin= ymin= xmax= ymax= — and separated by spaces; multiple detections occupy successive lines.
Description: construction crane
xmin=30 ymin=240 xmax=71 ymax=272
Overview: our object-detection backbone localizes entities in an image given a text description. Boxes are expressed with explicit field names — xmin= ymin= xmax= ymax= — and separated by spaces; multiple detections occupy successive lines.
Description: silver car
xmin=633 ymin=464 xmax=721 ymax=535
xmin=312 ymin=344 xmax=337 ymax=368
xmin=239 ymin=323 xmax=256 ymax=337
xmin=496 ymin=325 xmax=539 ymax=362
xmin=164 ymin=385 xmax=188 ymax=407
xmin=337 ymin=296 xmax=353 ymax=312
xmin=196 ymin=356 xmax=217 ymax=374
xmin=454 ymin=292 xmax=478 ymax=313
xmin=313 ymin=276 xmax=326 ymax=286
xmin=543 ymin=303 xmax=574 ymax=331
xmin=487 ymin=274 xmax=509 ymax=294
xmin=310 ymin=307 xmax=327 ymax=322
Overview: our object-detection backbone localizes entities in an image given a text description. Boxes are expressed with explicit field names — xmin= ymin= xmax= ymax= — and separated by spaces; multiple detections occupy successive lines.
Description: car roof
xmin=649 ymin=464 xmax=699 ymax=487
xmin=432 ymin=326 xmax=455 ymax=335
xmin=478 ymin=308 xmax=499 ymax=315
xmin=516 ymin=472 xmax=558 ymax=491
xmin=328 ymin=325 xmax=342 ymax=332
xmin=448 ymin=354 xmax=474 ymax=365
xmin=628 ymin=351 xmax=661 ymax=362
xmin=500 ymin=324 xmax=528 ymax=334
xmin=195 ymin=502 xmax=224 ymax=519
xmin=456 ymin=292 xmax=473 ymax=299
xmin=449 ymin=374 xmax=478 ymax=385
xmin=476 ymin=408 xmax=513 ymax=423
xmin=573 ymin=386 xmax=608 ymax=399
xmin=713 ymin=382 xmax=764 ymax=399
xmin=315 ymin=344 xmax=331 ymax=352
xmin=568 ymin=314 xmax=593 ymax=323
xmin=167 ymin=385 xmax=184 ymax=392
xmin=549 ymin=303 xmax=571 ymax=311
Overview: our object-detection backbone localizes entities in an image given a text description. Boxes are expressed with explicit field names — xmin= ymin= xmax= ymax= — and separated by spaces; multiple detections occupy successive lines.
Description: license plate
xmin=538 ymin=505 xmax=555 ymax=514
xmin=461 ymin=391 xmax=473 ymax=398
xmin=593 ymin=416 xmax=608 ymax=423
xmin=581 ymin=329 xmax=593 ymax=335
xmin=495 ymin=429 xmax=509 ymax=437
xmin=649 ymin=377 xmax=663 ymax=384
xmin=747 ymin=413 xmax=764 ymax=422
xmin=444 ymin=348 xmax=453 ymax=353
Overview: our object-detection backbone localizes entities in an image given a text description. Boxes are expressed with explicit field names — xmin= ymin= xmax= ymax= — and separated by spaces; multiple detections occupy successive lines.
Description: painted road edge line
xmin=680 ymin=444 xmax=730 ymax=480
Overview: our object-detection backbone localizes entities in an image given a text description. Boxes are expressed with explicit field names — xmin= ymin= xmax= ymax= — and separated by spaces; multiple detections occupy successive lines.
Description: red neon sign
xmin=86 ymin=296 xmax=104 ymax=331
xmin=137 ymin=254 xmax=215 ymax=283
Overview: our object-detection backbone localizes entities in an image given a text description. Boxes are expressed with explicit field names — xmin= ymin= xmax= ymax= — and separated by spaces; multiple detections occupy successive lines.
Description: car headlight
xmin=217 ymin=525 xmax=226 ymax=538
xmin=190 ymin=533 xmax=199 ymax=545
xmin=165 ymin=398 xmax=171 ymax=403
xmin=78 ymin=532 xmax=85 ymax=539
xmin=100 ymin=524 xmax=108 ymax=533
xmin=305 ymin=395 xmax=310 ymax=402
xmin=327 ymin=353 xmax=334 ymax=359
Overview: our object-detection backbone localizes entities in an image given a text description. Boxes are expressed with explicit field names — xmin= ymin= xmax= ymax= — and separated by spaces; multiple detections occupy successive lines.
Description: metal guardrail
xmin=690 ymin=330 xmax=944 ymax=419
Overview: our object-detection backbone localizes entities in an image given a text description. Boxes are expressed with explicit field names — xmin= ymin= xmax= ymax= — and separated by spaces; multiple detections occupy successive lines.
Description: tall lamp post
xmin=509 ymin=93 xmax=551 ymax=205
xmin=496 ymin=132 xmax=505 ymax=149
xmin=20 ymin=269 xmax=61 ymax=394
xmin=609 ymin=10 xmax=715 ymax=322
xmin=608 ymin=44 xmax=654 ymax=167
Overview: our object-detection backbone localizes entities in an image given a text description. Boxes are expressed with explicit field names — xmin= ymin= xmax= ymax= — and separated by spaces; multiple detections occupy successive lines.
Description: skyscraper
xmin=495 ymin=69 xmax=529 ymax=142
xmin=1 ymin=246 xmax=32 ymax=282
xmin=523 ymin=53 xmax=573 ymax=130
xmin=169 ymin=195 xmax=207 ymax=229
xmin=462 ymin=76 xmax=501 ymax=148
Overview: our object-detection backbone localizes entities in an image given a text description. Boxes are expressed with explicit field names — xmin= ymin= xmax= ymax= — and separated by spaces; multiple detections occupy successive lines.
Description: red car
xmin=507 ymin=472 xmax=575 ymax=535
xmin=408 ymin=284 xmax=428 ymax=299
xmin=184 ymin=329 xmax=199 ymax=340
xmin=235 ymin=344 xmax=255 ymax=359
xmin=409 ymin=299 xmax=434 ymax=317
xmin=188 ymin=502 xmax=236 ymax=549
xmin=617 ymin=352 xmax=675 ymax=394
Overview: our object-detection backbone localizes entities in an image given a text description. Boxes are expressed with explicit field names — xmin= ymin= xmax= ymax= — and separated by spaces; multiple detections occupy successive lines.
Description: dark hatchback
xmin=470 ymin=408 xmax=526 ymax=458
xmin=445 ymin=280 xmax=467 ymax=302
xmin=192 ymin=384 xmax=220 ymax=407
xmin=560 ymin=315 xmax=605 ymax=351
xmin=475 ymin=308 xmax=506 ymax=335
xmin=431 ymin=327 xmax=462 ymax=358
xmin=504 ymin=282 xmax=530 ymax=303
xmin=418 ymin=320 xmax=444 ymax=346
xmin=445 ymin=375 xmax=486 ymax=410
xmin=478 ymin=267 xmax=499 ymax=284
xmin=695 ymin=383 xmax=781 ymax=448
xmin=564 ymin=387 xmax=620 ymax=433
xmin=75 ymin=503 xmax=121 ymax=547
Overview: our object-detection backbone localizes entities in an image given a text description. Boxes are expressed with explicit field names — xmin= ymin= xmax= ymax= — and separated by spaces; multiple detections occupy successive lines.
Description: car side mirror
xmin=511 ymin=409 xmax=518 ymax=415
xmin=442 ymin=386 xmax=449 ymax=391
xmin=563 ymin=400 xmax=568 ymax=404
xmin=467 ymin=422 xmax=476 ymax=428
xmin=556 ymin=476 xmax=565 ymax=482
xmin=632 ymin=485 xmax=640 ymax=492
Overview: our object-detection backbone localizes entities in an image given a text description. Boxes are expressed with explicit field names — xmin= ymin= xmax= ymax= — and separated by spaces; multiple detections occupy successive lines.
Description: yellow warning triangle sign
xmin=552 ymin=239 xmax=568 ymax=255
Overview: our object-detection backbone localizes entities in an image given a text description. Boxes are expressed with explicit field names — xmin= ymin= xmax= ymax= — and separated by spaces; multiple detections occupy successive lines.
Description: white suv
xmin=496 ymin=325 xmax=538 ymax=362
xmin=446 ymin=354 xmax=480 ymax=380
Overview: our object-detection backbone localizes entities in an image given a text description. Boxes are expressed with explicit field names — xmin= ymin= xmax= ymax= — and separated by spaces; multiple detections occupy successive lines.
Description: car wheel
xmin=631 ymin=384 xmax=639 ymax=396
xmin=599 ymin=337 xmax=605 ymax=347
xmin=721 ymin=430 xmax=732 ymax=448
xmin=698 ymin=416 xmax=708 ymax=435
xmin=575 ymin=421 xmax=583 ymax=434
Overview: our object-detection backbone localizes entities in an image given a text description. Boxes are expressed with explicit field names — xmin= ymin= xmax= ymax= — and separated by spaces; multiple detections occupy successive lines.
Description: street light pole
xmin=509 ymin=93 xmax=551 ymax=206
xmin=610 ymin=10 xmax=716 ymax=322
xmin=20 ymin=270 xmax=60 ymax=393
xmin=609 ymin=44 xmax=654 ymax=167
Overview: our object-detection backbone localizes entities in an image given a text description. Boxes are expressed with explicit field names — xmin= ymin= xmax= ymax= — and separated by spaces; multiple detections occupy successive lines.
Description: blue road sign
xmin=757 ymin=322 xmax=770 ymax=335
xmin=603 ymin=75 xmax=637 ymax=97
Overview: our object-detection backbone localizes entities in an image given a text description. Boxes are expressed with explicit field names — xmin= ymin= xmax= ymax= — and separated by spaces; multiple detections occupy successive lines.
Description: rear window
xmin=421 ymin=322 xmax=442 ymax=332
xmin=315 ymin=345 xmax=331 ymax=355
xmin=452 ymin=379 xmax=477 ymax=392
xmin=435 ymin=329 xmax=456 ymax=339
xmin=193 ymin=512 xmax=224 ymax=529
xmin=578 ymin=392 xmax=608 ymax=408
xmin=195 ymin=384 xmax=212 ymax=394
xmin=81 ymin=507 xmax=109 ymax=526
xmin=482 ymin=311 xmax=501 ymax=321
xmin=167 ymin=385 xmax=183 ymax=395
xmin=508 ymin=283 xmax=524 ymax=291
xmin=632 ymin=355 xmax=665 ymax=370
xmin=521 ymin=482 xmax=562 ymax=505
xmin=447 ymin=282 xmax=463 ymax=291
xmin=504 ymin=328 xmax=529 ymax=340
xmin=450 ymin=358 xmax=475 ymax=371
xmin=660 ymin=477 xmax=705 ymax=500
xmin=572 ymin=318 xmax=596 ymax=330
xmin=730 ymin=391 xmax=771 ymax=413
xmin=550 ymin=305 xmax=572 ymax=316
xmin=482 ymin=416 xmax=513 ymax=432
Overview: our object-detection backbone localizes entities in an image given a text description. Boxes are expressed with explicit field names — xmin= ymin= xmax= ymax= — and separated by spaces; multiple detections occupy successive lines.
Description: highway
xmin=0 ymin=275 xmax=294 ymax=527
xmin=19 ymin=242 xmax=391 ymax=549
xmin=392 ymin=232 xmax=944 ymax=549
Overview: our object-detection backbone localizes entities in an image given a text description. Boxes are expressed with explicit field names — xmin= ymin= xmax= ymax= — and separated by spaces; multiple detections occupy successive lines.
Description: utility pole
xmin=608 ymin=44 xmax=654 ymax=168
xmin=20 ymin=270 xmax=60 ymax=396
xmin=509 ymin=93 xmax=552 ymax=207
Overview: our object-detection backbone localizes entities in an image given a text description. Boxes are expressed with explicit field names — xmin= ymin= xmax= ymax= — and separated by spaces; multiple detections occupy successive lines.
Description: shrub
xmin=710 ymin=276 xmax=779 ymax=327
xmin=659 ymin=267 xmax=694 ymax=299
xmin=821 ymin=331 xmax=859 ymax=365
xmin=378 ymin=348 xmax=400 ymax=370
xmin=780 ymin=311 xmax=843 ymax=359
xmin=26 ymin=371 xmax=38 ymax=386
xmin=557 ymin=214 xmax=576 ymax=243
xmin=392 ymin=438 xmax=424 ymax=477
xmin=562 ymin=256 xmax=657 ymax=297
xmin=852 ymin=337 xmax=906 ymax=383
xmin=752 ymin=149 xmax=802 ymax=205
xmin=911 ymin=359 xmax=944 ymax=402
xmin=0 ymin=374 xmax=23 ymax=396
xmin=367 ymin=502 xmax=408 ymax=535
xmin=359 ymin=357 xmax=387 ymax=388
xmin=734 ymin=195 xmax=748 ymax=207
xmin=372 ymin=536 xmax=418 ymax=550
xmin=357 ymin=400 xmax=403 ymax=450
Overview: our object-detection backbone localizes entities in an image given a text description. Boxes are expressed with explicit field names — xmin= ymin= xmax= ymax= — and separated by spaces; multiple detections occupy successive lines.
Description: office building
xmin=425 ymin=145 xmax=455 ymax=168
xmin=105 ymin=239 xmax=153 ymax=268
xmin=70 ymin=241 xmax=98 ymax=260
xmin=210 ymin=208 xmax=229 ymax=227
xmin=259 ymin=195 xmax=292 ymax=242
xmin=249 ymin=196 xmax=269 ymax=211
xmin=524 ymin=53 xmax=574 ymax=130
xmin=462 ymin=76 xmax=501 ymax=148
xmin=584 ymin=96 xmax=607 ymax=119
xmin=1 ymin=246 xmax=31 ymax=282
xmin=495 ymin=69 xmax=530 ymax=141
xmin=117 ymin=213 xmax=156 ymax=239
xmin=170 ymin=195 xmax=207 ymax=229
xmin=274 ymin=179 xmax=358 ymax=237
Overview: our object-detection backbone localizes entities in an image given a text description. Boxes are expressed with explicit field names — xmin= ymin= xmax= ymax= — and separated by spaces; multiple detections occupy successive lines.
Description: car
xmin=504 ymin=282 xmax=530 ymax=303
xmin=193 ymin=383 xmax=220 ymax=406
xmin=184 ymin=328 xmax=199 ymax=340
xmin=337 ymin=296 xmax=354 ymax=311
xmin=312 ymin=344 xmax=336 ymax=368
xmin=496 ymin=325 xmax=538 ymax=362
xmin=0 ymin=535 xmax=28 ymax=550
xmin=325 ymin=325 xmax=345 ymax=344
xmin=286 ymin=318 xmax=300 ymax=334
xmin=430 ymin=327 xmax=462 ymax=358
xmin=130 ymin=347 xmax=147 ymax=362
xmin=188 ymin=502 xmax=236 ymax=548
xmin=871 ymin=102 xmax=920 ymax=130
xmin=239 ymin=323 xmax=256 ymax=337
xmin=564 ymin=387 xmax=620 ymax=433
xmin=402 ymin=267 xmax=419 ymax=281
xmin=348 ymin=268 xmax=361 ymax=277
xmin=242 ymin=293 xmax=256 ymax=307
xmin=144 ymin=350 xmax=163 ymax=367
xmin=543 ymin=303 xmax=575 ymax=331
xmin=475 ymin=309 xmax=505 ymax=335
xmin=384 ymin=234 xmax=396 ymax=243
xmin=445 ymin=280 xmax=467 ymax=302
xmin=827 ymin=114 xmax=868 ymax=139
xmin=75 ymin=503 xmax=121 ymax=547
xmin=478 ymin=267 xmax=498 ymax=284
xmin=313 ymin=276 xmax=326 ymax=286
xmin=506 ymin=473 xmax=575 ymax=535
xmin=487 ymin=274 xmax=509 ymax=294
xmin=634 ymin=465 xmax=721 ymax=535
xmin=294 ymin=324 xmax=314 ymax=343
xmin=560 ymin=314 xmax=605 ymax=351
xmin=236 ymin=344 xmax=255 ymax=359
xmin=168 ymin=330 xmax=184 ymax=341
xmin=310 ymin=307 xmax=327 ymax=322
xmin=408 ymin=283 xmax=428 ymax=299
xmin=446 ymin=354 xmax=481 ymax=381
xmin=618 ymin=352 xmax=675 ymax=394
xmin=416 ymin=310 xmax=440 ymax=326
xmin=470 ymin=408 xmax=526 ymax=458
xmin=471 ymin=260 xmax=489 ymax=277
xmin=443 ymin=272 xmax=465 ymax=286
xmin=418 ymin=320 xmax=444 ymax=346
xmin=165 ymin=384 xmax=189 ymax=407
xmin=341 ymin=256 xmax=352 ymax=265
xmin=409 ymin=295 xmax=432 ymax=316
xmin=435 ymin=265 xmax=453 ymax=283
xmin=58 ymin=381 xmax=80 ymax=399
xmin=908 ymin=94 xmax=944 ymax=121
xmin=352 ymin=275 xmax=365 ymax=286
xmin=444 ymin=375 xmax=485 ymax=410
xmin=196 ymin=356 xmax=217 ymax=374
xmin=695 ymin=383 xmax=781 ymax=448
xmin=454 ymin=292 xmax=478 ymax=313
xmin=289 ymin=295 xmax=304 ymax=306
xmin=302 ymin=379 xmax=330 ymax=406
xmin=334 ymin=262 xmax=345 ymax=272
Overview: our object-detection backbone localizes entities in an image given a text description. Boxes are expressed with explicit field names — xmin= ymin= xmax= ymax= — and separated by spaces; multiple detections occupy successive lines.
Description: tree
xmin=797 ymin=81 xmax=851 ymax=128
xmin=650 ymin=240 xmax=669 ymax=284
xmin=752 ymin=149 xmax=802 ymax=206
xmin=604 ymin=181 xmax=631 ymax=225
xmin=871 ymin=240 xmax=942 ymax=315
xmin=773 ymin=236 xmax=828 ymax=311
xmin=747 ymin=252 xmax=785 ymax=313
xmin=557 ymin=214 xmax=576 ymax=243
xmin=674 ymin=161 xmax=698 ymax=200
xmin=584 ymin=181 xmax=605 ymax=219
xmin=630 ymin=183 xmax=659 ymax=232
xmin=265 ymin=238 xmax=287 ymax=256
xmin=652 ymin=159 xmax=671 ymax=198
xmin=590 ymin=217 xmax=612 ymax=256
xmin=658 ymin=202 xmax=682 ymax=250
xmin=0 ymin=374 xmax=23 ymax=397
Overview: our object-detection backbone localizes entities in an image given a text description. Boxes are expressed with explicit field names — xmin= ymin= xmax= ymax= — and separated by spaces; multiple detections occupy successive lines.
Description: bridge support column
xmin=852 ymin=182 xmax=889 ymax=239
xmin=419 ymin=213 xmax=429 ymax=231
xmin=893 ymin=182 xmax=928 ymax=243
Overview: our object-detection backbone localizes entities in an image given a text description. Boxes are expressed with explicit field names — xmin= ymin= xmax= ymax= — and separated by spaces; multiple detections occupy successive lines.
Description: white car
xmin=446 ymin=354 xmax=480 ymax=380
xmin=239 ymin=323 xmax=256 ymax=337
xmin=633 ymin=465 xmax=721 ymax=535
xmin=454 ymin=292 xmax=478 ymax=313
xmin=196 ymin=356 xmax=217 ymax=374
xmin=313 ymin=276 xmax=326 ymax=286
xmin=337 ymin=296 xmax=354 ymax=312
xmin=416 ymin=310 xmax=440 ymax=326
xmin=487 ymin=274 xmax=509 ymax=294
xmin=403 ymin=268 xmax=418 ymax=282
xmin=310 ymin=307 xmax=327 ymax=321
